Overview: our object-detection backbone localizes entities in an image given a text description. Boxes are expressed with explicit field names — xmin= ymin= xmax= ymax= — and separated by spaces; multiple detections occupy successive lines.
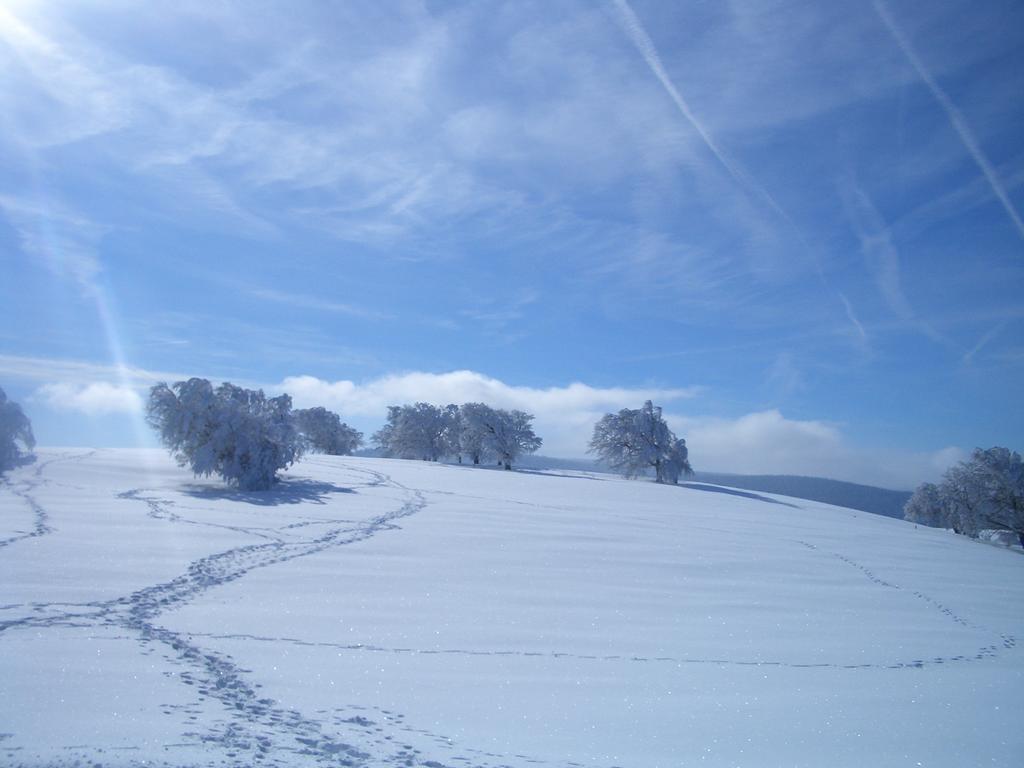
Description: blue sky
xmin=1 ymin=0 xmax=1021 ymax=488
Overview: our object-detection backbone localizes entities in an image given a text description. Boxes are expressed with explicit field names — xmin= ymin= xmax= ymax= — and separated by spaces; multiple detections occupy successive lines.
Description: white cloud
xmin=672 ymin=409 xmax=841 ymax=473
xmin=279 ymin=370 xmax=700 ymax=457
xmin=35 ymin=382 xmax=143 ymax=415
xmin=281 ymin=369 xmax=698 ymax=415
xmin=668 ymin=409 xmax=963 ymax=488
xmin=4 ymin=355 xmax=965 ymax=488
xmin=286 ymin=375 xmax=959 ymax=488
xmin=2 ymin=354 xmax=234 ymax=420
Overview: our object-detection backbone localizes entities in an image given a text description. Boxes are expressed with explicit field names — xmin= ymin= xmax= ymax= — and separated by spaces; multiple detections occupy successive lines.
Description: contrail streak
xmin=839 ymin=293 xmax=869 ymax=346
xmin=962 ymin=320 xmax=1007 ymax=364
xmin=610 ymin=0 xmax=742 ymax=184
xmin=873 ymin=0 xmax=1024 ymax=241
xmin=609 ymin=0 xmax=816 ymax=258
xmin=612 ymin=0 xmax=866 ymax=333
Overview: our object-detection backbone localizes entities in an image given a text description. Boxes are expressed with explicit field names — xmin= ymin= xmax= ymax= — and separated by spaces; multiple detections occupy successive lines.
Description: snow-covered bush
xmin=294 ymin=406 xmax=362 ymax=455
xmin=589 ymin=400 xmax=692 ymax=484
xmin=902 ymin=482 xmax=946 ymax=528
xmin=146 ymin=378 xmax=303 ymax=490
xmin=0 ymin=386 xmax=35 ymax=471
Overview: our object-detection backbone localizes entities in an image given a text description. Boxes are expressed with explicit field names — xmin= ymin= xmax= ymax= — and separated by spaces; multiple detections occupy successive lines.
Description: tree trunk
xmin=503 ymin=460 xmax=511 ymax=470
xmin=1018 ymin=531 xmax=1024 ymax=549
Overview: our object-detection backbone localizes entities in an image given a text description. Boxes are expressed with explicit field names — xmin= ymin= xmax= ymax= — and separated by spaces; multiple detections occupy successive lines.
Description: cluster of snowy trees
xmin=0 ymin=386 xmax=35 ymax=471
xmin=589 ymin=400 xmax=692 ymax=484
xmin=146 ymin=379 xmax=361 ymax=491
xmin=904 ymin=447 xmax=1024 ymax=547
xmin=372 ymin=402 xmax=542 ymax=470
xmin=293 ymin=407 xmax=363 ymax=456
xmin=145 ymin=385 xmax=693 ymax=488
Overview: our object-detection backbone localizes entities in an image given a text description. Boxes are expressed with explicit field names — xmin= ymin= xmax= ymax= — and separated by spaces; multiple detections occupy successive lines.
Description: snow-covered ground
xmin=1 ymin=449 xmax=1021 ymax=767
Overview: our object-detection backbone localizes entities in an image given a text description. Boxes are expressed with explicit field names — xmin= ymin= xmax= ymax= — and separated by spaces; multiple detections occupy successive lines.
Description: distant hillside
xmin=514 ymin=454 xmax=607 ymax=473
xmin=690 ymin=472 xmax=912 ymax=519
xmin=514 ymin=455 xmax=912 ymax=519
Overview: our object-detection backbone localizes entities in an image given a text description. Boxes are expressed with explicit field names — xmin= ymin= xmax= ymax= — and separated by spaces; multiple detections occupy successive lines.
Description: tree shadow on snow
xmin=682 ymin=482 xmax=801 ymax=508
xmin=0 ymin=453 xmax=37 ymax=475
xmin=515 ymin=468 xmax=606 ymax=481
xmin=180 ymin=477 xmax=356 ymax=507
xmin=443 ymin=465 xmax=606 ymax=481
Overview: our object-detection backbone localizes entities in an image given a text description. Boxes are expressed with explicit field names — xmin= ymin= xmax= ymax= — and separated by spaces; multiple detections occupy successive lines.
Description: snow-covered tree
xmin=373 ymin=405 xmax=411 ymax=458
xmin=906 ymin=447 xmax=1024 ymax=545
xmin=938 ymin=461 xmax=986 ymax=537
xmin=458 ymin=402 xmax=496 ymax=465
xmin=372 ymin=403 xmax=457 ymax=461
xmin=371 ymin=406 xmax=400 ymax=456
xmin=0 ymin=386 xmax=35 ymax=471
xmin=971 ymin=447 xmax=1024 ymax=547
xmin=902 ymin=482 xmax=947 ymax=528
xmin=294 ymin=406 xmax=363 ymax=455
xmin=372 ymin=402 xmax=541 ymax=469
xmin=441 ymin=404 xmax=463 ymax=462
xmin=661 ymin=437 xmax=693 ymax=486
xmin=477 ymin=407 xmax=542 ymax=470
xmin=588 ymin=400 xmax=693 ymax=484
xmin=147 ymin=378 xmax=303 ymax=491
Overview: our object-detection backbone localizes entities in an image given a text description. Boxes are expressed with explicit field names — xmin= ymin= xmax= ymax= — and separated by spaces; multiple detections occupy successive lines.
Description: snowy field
xmin=1 ymin=449 xmax=1022 ymax=767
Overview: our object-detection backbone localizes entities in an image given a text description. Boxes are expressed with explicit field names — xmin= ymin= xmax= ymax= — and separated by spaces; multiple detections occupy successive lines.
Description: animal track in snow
xmin=792 ymin=538 xmax=1017 ymax=660
xmin=0 ymin=451 xmax=94 ymax=549
xmin=2 ymin=462 xmax=466 ymax=767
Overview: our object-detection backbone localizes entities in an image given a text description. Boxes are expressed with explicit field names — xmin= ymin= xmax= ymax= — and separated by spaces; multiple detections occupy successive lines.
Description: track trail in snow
xmin=0 ymin=450 xmax=94 ymax=549
xmin=2 ymin=453 xmax=1021 ymax=768
xmin=187 ymin=533 xmax=1018 ymax=673
xmin=1 ymin=459 xmax=489 ymax=767
xmin=102 ymin=465 xmax=440 ymax=767
xmin=2 ymin=458 xmax=577 ymax=767
xmin=794 ymin=538 xmax=1017 ymax=663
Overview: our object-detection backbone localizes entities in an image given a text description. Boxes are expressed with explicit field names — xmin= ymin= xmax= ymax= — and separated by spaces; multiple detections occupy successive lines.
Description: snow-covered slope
xmin=1 ymin=449 xmax=1021 ymax=767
